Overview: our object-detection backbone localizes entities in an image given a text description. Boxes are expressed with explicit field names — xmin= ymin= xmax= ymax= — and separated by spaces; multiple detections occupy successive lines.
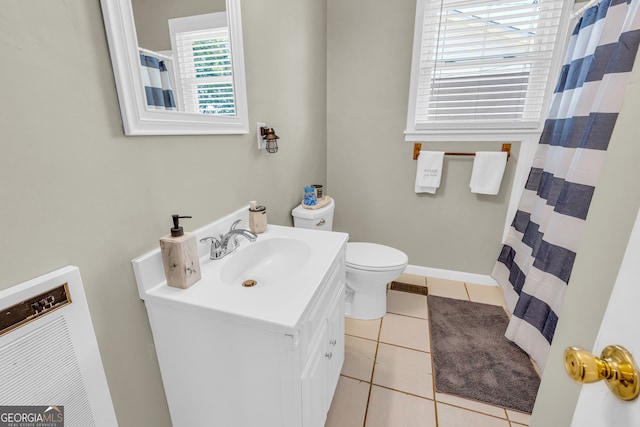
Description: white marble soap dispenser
xmin=160 ymin=215 xmax=201 ymax=289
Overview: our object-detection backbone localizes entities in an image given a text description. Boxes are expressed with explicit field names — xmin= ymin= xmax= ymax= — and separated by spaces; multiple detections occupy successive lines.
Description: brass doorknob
xmin=564 ymin=345 xmax=640 ymax=401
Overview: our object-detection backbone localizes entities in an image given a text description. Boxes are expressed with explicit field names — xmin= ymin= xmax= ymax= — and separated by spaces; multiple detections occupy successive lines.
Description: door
xmin=568 ymin=205 xmax=640 ymax=425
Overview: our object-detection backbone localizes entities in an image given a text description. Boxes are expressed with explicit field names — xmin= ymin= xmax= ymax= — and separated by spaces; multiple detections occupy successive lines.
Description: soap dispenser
xmin=248 ymin=201 xmax=267 ymax=234
xmin=160 ymin=215 xmax=201 ymax=289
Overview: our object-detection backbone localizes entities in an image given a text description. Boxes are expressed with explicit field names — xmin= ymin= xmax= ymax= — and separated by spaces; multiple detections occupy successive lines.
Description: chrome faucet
xmin=200 ymin=219 xmax=257 ymax=260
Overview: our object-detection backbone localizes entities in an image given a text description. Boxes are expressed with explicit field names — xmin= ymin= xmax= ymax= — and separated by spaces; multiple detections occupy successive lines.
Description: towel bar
xmin=413 ymin=143 xmax=511 ymax=161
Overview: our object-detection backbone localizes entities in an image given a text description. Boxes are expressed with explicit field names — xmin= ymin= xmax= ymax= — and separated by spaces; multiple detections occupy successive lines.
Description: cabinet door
xmin=301 ymin=321 xmax=329 ymax=427
xmin=325 ymin=283 xmax=345 ymax=401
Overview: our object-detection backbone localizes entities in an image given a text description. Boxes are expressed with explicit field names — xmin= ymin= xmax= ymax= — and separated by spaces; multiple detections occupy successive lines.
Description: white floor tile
xmin=427 ymin=277 xmax=468 ymax=300
xmin=466 ymin=283 xmax=507 ymax=308
xmin=436 ymin=402 xmax=511 ymax=427
xmin=435 ymin=393 xmax=507 ymax=419
xmin=345 ymin=317 xmax=381 ymax=341
xmin=325 ymin=376 xmax=370 ymax=427
xmin=386 ymin=290 xmax=428 ymax=318
xmin=372 ymin=343 xmax=433 ymax=398
xmin=342 ymin=335 xmax=377 ymax=382
xmin=379 ymin=313 xmax=430 ymax=352
xmin=506 ymin=409 xmax=531 ymax=425
xmin=365 ymin=386 xmax=436 ymax=427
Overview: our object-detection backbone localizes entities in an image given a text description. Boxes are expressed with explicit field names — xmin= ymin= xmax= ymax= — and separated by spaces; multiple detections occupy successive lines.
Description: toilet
xmin=292 ymin=198 xmax=408 ymax=320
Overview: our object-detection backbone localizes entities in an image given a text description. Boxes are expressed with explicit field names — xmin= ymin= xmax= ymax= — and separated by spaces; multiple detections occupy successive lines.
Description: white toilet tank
xmin=291 ymin=198 xmax=335 ymax=231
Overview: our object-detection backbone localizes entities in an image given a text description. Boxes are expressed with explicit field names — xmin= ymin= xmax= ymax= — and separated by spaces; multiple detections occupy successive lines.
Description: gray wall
xmin=327 ymin=0 xmax=521 ymax=275
xmin=0 ymin=0 xmax=326 ymax=425
xmin=131 ymin=0 xmax=226 ymax=51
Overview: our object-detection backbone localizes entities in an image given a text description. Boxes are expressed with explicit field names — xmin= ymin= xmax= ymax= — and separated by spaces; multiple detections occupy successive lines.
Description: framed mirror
xmin=100 ymin=0 xmax=249 ymax=135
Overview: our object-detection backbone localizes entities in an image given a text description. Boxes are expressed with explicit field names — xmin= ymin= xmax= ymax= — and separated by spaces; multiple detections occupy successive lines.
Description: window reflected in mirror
xmin=169 ymin=13 xmax=236 ymax=116
xmin=99 ymin=0 xmax=249 ymax=135
xmin=131 ymin=1 xmax=236 ymax=117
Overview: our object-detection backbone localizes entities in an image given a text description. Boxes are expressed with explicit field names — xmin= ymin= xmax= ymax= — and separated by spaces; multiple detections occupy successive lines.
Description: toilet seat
xmin=346 ymin=242 xmax=408 ymax=272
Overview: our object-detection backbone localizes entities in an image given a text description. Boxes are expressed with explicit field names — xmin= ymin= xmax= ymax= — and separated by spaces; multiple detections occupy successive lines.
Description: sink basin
xmin=220 ymin=237 xmax=311 ymax=287
xmin=134 ymin=219 xmax=349 ymax=332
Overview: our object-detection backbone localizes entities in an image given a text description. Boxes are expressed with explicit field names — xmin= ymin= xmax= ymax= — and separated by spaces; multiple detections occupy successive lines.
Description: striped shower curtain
xmin=492 ymin=0 xmax=640 ymax=373
xmin=140 ymin=54 xmax=176 ymax=111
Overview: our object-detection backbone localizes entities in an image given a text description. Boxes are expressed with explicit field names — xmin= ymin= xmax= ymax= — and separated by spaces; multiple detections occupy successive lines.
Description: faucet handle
xmin=200 ymin=236 xmax=220 ymax=247
xmin=227 ymin=236 xmax=240 ymax=252
xmin=200 ymin=236 xmax=224 ymax=260
xmin=229 ymin=219 xmax=242 ymax=231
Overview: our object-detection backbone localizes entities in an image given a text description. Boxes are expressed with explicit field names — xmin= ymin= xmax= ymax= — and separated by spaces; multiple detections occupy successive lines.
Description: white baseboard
xmin=403 ymin=264 xmax=498 ymax=286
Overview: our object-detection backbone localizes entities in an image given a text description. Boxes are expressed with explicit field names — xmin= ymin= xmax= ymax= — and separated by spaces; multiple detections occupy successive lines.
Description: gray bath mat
xmin=428 ymin=295 xmax=540 ymax=413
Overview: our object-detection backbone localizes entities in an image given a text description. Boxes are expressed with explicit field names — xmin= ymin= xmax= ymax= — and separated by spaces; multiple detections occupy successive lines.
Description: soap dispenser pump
xmin=160 ymin=215 xmax=201 ymax=289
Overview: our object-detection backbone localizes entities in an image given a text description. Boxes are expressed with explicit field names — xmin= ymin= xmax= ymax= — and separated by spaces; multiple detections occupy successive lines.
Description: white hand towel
xmin=470 ymin=151 xmax=508 ymax=195
xmin=415 ymin=151 xmax=445 ymax=194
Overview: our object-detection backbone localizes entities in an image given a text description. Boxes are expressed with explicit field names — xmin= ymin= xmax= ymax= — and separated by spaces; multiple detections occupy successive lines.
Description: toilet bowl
xmin=291 ymin=198 xmax=408 ymax=320
xmin=345 ymin=242 xmax=408 ymax=319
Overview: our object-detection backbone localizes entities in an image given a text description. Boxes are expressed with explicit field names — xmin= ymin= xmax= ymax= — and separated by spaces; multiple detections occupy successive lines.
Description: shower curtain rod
xmin=412 ymin=143 xmax=511 ymax=160
xmin=571 ymin=0 xmax=601 ymax=20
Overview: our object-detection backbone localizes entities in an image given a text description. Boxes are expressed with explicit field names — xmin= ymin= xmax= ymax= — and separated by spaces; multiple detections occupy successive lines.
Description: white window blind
xmin=174 ymin=27 xmax=235 ymax=116
xmin=169 ymin=13 xmax=236 ymax=116
xmin=408 ymin=0 xmax=568 ymax=131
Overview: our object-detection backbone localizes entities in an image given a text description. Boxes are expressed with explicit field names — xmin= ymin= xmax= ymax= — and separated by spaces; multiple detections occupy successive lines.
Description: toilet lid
xmin=346 ymin=242 xmax=408 ymax=271
xmin=291 ymin=198 xmax=335 ymax=220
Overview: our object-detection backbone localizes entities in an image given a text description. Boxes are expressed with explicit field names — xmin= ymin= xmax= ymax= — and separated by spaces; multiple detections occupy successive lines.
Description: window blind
xmin=174 ymin=27 xmax=236 ymax=116
xmin=414 ymin=0 xmax=565 ymax=127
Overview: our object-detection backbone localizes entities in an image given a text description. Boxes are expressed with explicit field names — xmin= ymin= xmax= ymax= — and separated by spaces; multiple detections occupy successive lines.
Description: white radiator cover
xmin=0 ymin=266 xmax=118 ymax=426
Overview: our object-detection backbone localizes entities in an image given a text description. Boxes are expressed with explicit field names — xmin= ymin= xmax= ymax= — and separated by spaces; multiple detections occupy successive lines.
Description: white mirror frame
xmin=100 ymin=0 xmax=249 ymax=135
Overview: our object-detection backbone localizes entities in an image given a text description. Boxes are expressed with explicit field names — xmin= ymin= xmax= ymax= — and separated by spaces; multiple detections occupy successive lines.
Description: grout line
xmin=385 ymin=310 xmax=428 ymax=321
xmin=352 ymin=381 xmax=520 ymax=422
xmin=370 ymin=383 xmax=435 ymax=402
xmin=427 ymin=309 xmax=439 ymax=426
xmin=385 ymin=295 xmax=429 ymax=320
xmin=344 ymin=332 xmax=379 ymax=342
xmin=376 ymin=341 xmax=430 ymax=355
xmin=464 ymin=282 xmax=472 ymax=301
xmin=339 ymin=373 xmax=371 ymax=384
xmin=334 ymin=375 xmax=527 ymax=423
xmin=436 ymin=401 xmax=514 ymax=423
xmin=361 ymin=375 xmax=373 ymax=427
xmin=361 ymin=315 xmax=383 ymax=427
xmin=505 ymin=408 xmax=531 ymax=423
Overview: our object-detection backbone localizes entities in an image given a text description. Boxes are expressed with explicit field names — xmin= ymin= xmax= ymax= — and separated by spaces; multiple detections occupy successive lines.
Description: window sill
xmin=404 ymin=125 xmax=543 ymax=142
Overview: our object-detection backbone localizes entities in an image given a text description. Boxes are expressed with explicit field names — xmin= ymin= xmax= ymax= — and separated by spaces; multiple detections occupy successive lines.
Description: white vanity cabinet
xmin=301 ymin=280 xmax=345 ymax=427
xmin=139 ymin=233 xmax=347 ymax=427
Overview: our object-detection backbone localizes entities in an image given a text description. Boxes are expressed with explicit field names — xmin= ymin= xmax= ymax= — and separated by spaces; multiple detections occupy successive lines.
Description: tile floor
xmin=325 ymin=274 xmax=534 ymax=427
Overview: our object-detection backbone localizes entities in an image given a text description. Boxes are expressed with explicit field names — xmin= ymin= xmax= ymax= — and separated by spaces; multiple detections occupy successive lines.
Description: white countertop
xmin=133 ymin=224 xmax=348 ymax=335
